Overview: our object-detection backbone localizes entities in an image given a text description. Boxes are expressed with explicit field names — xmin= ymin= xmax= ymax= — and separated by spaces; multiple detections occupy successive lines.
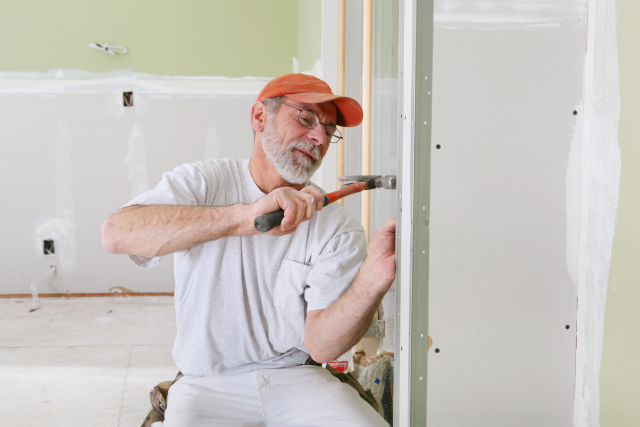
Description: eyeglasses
xmin=272 ymin=100 xmax=343 ymax=144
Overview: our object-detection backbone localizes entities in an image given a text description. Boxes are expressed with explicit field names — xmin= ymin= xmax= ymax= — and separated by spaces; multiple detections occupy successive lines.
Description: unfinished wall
xmin=0 ymin=83 xmax=260 ymax=294
xmin=0 ymin=2 xmax=324 ymax=295
xmin=426 ymin=1 xmax=589 ymax=425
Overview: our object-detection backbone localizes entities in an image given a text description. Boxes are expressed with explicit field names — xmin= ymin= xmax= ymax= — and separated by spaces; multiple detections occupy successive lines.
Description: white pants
xmin=162 ymin=365 xmax=389 ymax=427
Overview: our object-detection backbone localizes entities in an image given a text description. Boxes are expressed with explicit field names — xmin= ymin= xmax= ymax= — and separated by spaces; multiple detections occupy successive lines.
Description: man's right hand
xmin=102 ymin=186 xmax=327 ymax=257
xmin=247 ymin=186 xmax=325 ymax=236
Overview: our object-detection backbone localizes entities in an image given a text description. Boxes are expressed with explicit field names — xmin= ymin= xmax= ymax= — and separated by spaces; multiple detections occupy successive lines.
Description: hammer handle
xmin=323 ymin=182 xmax=367 ymax=204
xmin=253 ymin=183 xmax=368 ymax=233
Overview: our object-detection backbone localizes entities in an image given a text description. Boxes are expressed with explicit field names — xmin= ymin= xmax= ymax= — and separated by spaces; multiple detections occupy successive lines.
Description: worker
xmin=101 ymin=73 xmax=396 ymax=426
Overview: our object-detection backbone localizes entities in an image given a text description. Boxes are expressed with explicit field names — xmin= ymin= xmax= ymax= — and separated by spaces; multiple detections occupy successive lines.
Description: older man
xmin=101 ymin=73 xmax=395 ymax=426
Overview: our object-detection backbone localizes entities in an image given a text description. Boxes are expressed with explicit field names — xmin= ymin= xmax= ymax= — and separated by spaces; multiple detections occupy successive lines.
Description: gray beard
xmin=261 ymin=115 xmax=322 ymax=185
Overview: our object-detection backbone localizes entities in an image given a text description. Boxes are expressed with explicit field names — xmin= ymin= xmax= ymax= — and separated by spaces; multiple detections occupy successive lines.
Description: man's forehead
xmin=283 ymin=97 xmax=337 ymax=126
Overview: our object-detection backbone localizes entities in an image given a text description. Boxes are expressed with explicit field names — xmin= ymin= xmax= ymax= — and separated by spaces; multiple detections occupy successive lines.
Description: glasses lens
xmin=329 ymin=127 xmax=342 ymax=144
xmin=297 ymin=110 xmax=318 ymax=129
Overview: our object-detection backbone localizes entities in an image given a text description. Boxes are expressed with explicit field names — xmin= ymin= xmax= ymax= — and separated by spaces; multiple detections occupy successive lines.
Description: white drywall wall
xmin=0 ymin=78 xmax=265 ymax=294
xmin=426 ymin=1 xmax=589 ymax=425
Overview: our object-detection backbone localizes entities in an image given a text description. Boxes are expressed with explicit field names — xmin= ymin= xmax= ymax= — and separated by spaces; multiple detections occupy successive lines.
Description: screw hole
xmin=565 ymin=325 xmax=570 ymax=329
xmin=573 ymin=110 xmax=578 ymax=115
xmin=436 ymin=144 xmax=441 ymax=149
xmin=435 ymin=348 xmax=440 ymax=353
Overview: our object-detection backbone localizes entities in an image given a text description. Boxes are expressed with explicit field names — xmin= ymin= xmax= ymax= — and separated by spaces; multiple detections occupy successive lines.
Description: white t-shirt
xmin=125 ymin=158 xmax=366 ymax=376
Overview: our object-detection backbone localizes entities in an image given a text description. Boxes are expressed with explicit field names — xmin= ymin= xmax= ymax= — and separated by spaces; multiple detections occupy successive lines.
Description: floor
xmin=0 ymin=296 xmax=178 ymax=427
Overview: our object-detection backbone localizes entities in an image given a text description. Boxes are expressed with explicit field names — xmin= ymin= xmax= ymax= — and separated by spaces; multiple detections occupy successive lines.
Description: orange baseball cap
xmin=256 ymin=73 xmax=363 ymax=127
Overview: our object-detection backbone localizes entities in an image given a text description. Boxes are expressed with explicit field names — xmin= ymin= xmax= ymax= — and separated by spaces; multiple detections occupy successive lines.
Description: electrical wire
xmin=89 ymin=43 xmax=128 ymax=55
xmin=30 ymin=266 xmax=56 ymax=312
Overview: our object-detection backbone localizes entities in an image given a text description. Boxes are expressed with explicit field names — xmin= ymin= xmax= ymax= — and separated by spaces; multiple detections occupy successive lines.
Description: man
xmin=102 ymin=73 xmax=395 ymax=426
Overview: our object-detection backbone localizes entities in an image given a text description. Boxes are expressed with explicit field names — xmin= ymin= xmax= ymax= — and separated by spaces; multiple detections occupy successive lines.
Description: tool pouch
xmin=141 ymin=372 xmax=183 ymax=427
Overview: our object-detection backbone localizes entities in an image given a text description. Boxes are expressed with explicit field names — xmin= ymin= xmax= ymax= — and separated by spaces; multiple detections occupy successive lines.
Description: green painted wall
xmin=296 ymin=0 xmax=322 ymax=73
xmin=600 ymin=1 xmax=640 ymax=426
xmin=0 ymin=0 xmax=322 ymax=78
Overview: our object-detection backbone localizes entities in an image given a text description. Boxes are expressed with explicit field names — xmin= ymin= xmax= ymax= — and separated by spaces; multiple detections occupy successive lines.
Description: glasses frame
xmin=272 ymin=100 xmax=343 ymax=144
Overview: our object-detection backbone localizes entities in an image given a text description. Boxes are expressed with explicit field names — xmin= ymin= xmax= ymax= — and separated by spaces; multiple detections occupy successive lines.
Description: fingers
xmin=305 ymin=196 xmax=316 ymax=220
xmin=301 ymin=186 xmax=325 ymax=211
xmin=369 ymin=215 xmax=397 ymax=253
xmin=261 ymin=188 xmax=316 ymax=233
xmin=252 ymin=186 xmax=326 ymax=235
xmin=377 ymin=215 xmax=397 ymax=235
xmin=286 ymin=195 xmax=309 ymax=231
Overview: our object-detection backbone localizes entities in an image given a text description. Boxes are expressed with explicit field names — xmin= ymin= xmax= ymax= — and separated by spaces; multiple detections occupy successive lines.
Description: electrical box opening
xmin=43 ymin=239 xmax=55 ymax=255
xmin=123 ymin=92 xmax=133 ymax=107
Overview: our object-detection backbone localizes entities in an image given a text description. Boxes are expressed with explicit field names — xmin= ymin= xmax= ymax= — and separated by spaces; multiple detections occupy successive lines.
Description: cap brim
xmin=286 ymin=92 xmax=363 ymax=127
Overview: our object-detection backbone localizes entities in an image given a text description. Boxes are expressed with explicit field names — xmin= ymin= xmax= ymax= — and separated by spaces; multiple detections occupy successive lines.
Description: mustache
xmin=288 ymin=140 xmax=321 ymax=162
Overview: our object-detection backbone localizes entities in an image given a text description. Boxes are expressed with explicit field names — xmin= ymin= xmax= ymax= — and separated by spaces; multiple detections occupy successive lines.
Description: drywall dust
xmin=124 ymin=122 xmax=149 ymax=199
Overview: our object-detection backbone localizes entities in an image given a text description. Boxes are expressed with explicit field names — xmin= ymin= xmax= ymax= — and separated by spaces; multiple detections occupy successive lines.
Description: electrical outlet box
xmin=43 ymin=239 xmax=55 ymax=256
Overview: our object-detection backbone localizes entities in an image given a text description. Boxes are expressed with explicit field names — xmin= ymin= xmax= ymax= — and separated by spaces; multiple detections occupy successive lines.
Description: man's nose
xmin=306 ymin=124 xmax=328 ymax=146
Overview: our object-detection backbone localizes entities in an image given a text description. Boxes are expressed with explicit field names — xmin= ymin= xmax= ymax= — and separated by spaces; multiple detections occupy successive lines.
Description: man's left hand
xmin=363 ymin=216 xmax=396 ymax=286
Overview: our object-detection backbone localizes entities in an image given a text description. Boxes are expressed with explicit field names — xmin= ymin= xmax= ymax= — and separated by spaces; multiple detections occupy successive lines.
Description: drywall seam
xmin=34 ymin=121 xmax=77 ymax=273
xmin=0 ymin=69 xmax=274 ymax=81
xmin=0 ymin=81 xmax=267 ymax=96
xmin=124 ymin=122 xmax=150 ymax=199
xmin=574 ymin=0 xmax=621 ymax=425
xmin=0 ymin=68 xmax=312 ymax=95
xmin=435 ymin=0 xmax=588 ymax=29
xmin=0 ymin=71 xmax=271 ymax=95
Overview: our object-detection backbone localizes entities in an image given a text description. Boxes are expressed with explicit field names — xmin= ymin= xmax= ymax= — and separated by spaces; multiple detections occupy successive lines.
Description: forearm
xmin=101 ymin=204 xmax=255 ymax=257
xmin=305 ymin=259 xmax=392 ymax=363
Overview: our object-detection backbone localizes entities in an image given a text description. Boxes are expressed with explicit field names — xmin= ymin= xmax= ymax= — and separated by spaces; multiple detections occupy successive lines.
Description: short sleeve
xmin=304 ymin=230 xmax=367 ymax=311
xmin=122 ymin=162 xmax=217 ymax=268
xmin=123 ymin=162 xmax=212 ymax=208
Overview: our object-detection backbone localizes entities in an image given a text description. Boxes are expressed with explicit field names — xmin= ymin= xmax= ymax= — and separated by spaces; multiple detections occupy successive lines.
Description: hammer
xmin=254 ymin=175 xmax=397 ymax=232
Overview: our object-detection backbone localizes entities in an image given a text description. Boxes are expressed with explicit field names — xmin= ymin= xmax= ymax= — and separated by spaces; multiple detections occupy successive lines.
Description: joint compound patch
xmin=435 ymin=0 xmax=588 ymax=29
xmin=205 ymin=127 xmax=221 ymax=161
xmin=124 ymin=122 xmax=150 ymax=198
xmin=34 ymin=120 xmax=77 ymax=273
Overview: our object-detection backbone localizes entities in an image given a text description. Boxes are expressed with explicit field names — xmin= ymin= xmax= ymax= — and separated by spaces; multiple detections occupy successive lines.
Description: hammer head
xmin=339 ymin=175 xmax=397 ymax=190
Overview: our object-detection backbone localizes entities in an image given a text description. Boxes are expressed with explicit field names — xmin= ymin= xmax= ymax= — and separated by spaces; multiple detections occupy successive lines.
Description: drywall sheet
xmin=0 ymin=83 xmax=258 ymax=294
xmin=426 ymin=2 xmax=588 ymax=425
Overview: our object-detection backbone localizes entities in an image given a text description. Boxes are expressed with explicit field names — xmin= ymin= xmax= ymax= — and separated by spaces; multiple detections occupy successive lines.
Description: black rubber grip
xmin=254 ymin=209 xmax=285 ymax=233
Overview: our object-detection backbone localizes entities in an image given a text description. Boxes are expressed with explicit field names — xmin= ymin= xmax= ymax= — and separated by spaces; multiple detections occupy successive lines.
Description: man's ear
xmin=251 ymin=101 xmax=267 ymax=133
